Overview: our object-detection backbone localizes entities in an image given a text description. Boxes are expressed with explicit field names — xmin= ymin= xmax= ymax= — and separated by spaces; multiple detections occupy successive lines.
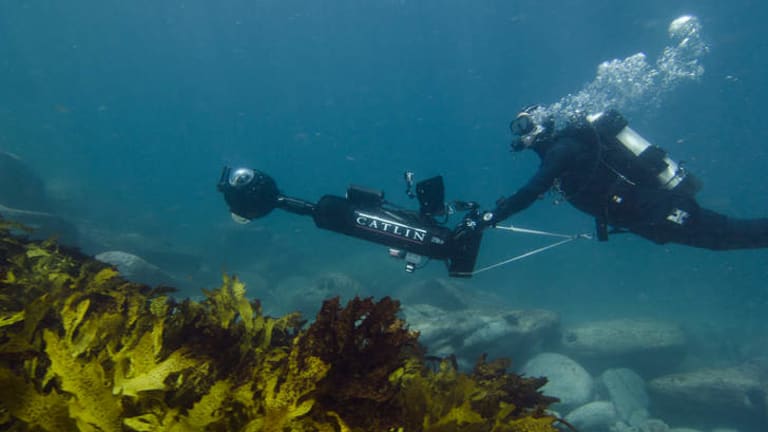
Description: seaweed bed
xmin=0 ymin=219 xmax=560 ymax=431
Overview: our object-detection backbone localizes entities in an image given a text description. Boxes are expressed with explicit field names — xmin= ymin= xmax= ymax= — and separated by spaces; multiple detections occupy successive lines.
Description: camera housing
xmin=218 ymin=166 xmax=483 ymax=277
xmin=217 ymin=167 xmax=279 ymax=220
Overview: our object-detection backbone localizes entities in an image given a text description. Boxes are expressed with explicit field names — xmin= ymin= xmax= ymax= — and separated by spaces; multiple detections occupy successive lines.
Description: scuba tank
xmin=586 ymin=109 xmax=702 ymax=197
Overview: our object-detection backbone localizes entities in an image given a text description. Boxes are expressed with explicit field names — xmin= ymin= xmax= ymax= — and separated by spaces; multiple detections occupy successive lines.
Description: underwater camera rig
xmin=217 ymin=167 xmax=484 ymax=277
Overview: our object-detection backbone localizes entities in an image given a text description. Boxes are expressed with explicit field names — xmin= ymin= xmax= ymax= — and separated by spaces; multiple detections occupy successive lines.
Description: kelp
xmin=0 ymin=218 xmax=559 ymax=431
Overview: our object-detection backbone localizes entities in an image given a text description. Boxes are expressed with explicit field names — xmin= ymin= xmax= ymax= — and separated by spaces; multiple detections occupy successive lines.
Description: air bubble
xmin=528 ymin=15 xmax=709 ymax=129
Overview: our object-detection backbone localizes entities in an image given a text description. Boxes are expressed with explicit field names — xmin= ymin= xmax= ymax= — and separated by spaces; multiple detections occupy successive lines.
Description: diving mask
xmin=510 ymin=112 xmax=545 ymax=151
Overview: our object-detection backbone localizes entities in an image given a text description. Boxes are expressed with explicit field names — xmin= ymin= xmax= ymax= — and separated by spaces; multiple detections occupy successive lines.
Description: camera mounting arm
xmin=276 ymin=195 xmax=315 ymax=216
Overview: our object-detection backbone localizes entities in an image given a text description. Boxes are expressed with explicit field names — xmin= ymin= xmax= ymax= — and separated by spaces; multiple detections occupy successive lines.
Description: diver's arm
xmin=489 ymin=145 xmax=570 ymax=224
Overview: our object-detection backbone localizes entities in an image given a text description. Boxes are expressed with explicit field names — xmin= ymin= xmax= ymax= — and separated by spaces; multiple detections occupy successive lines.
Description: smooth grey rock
xmin=564 ymin=401 xmax=617 ymax=431
xmin=76 ymin=224 xmax=212 ymax=292
xmin=0 ymin=204 xmax=79 ymax=246
xmin=648 ymin=364 xmax=765 ymax=431
xmin=521 ymin=352 xmax=594 ymax=411
xmin=627 ymin=408 xmax=650 ymax=428
xmin=600 ymin=368 xmax=649 ymax=422
xmin=640 ymin=419 xmax=671 ymax=432
xmin=401 ymin=304 xmax=560 ymax=367
xmin=394 ymin=278 xmax=469 ymax=311
xmin=95 ymin=250 xmax=175 ymax=287
xmin=271 ymin=272 xmax=361 ymax=319
xmin=611 ymin=421 xmax=633 ymax=432
xmin=561 ymin=318 xmax=686 ymax=374
xmin=611 ymin=418 xmax=670 ymax=432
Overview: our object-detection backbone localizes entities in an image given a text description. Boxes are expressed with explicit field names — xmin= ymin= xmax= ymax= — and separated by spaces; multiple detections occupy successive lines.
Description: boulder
xmin=564 ymin=401 xmax=617 ymax=432
xmin=520 ymin=352 xmax=594 ymax=411
xmin=401 ymin=304 xmax=560 ymax=367
xmin=626 ymin=408 xmax=651 ymax=429
xmin=648 ymin=364 xmax=766 ymax=431
xmin=394 ymin=278 xmax=468 ymax=311
xmin=599 ymin=368 xmax=649 ymax=422
xmin=271 ymin=272 xmax=361 ymax=319
xmin=95 ymin=251 xmax=176 ymax=287
xmin=75 ymin=224 xmax=213 ymax=291
xmin=561 ymin=318 xmax=686 ymax=375
xmin=611 ymin=418 xmax=671 ymax=432
xmin=0 ymin=204 xmax=79 ymax=246
xmin=638 ymin=418 xmax=671 ymax=432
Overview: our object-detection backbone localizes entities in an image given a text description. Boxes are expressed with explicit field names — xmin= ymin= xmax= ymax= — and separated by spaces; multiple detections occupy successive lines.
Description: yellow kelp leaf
xmin=0 ymin=367 xmax=75 ymax=430
xmin=115 ymin=348 xmax=198 ymax=397
xmin=3 ymin=270 xmax=15 ymax=283
xmin=123 ymin=409 xmax=192 ymax=432
xmin=259 ymin=316 xmax=276 ymax=349
xmin=43 ymin=329 xmax=123 ymax=432
xmin=70 ymin=310 xmax=125 ymax=358
xmin=149 ymin=296 xmax=169 ymax=317
xmin=396 ymin=359 xmax=490 ymax=431
xmin=256 ymin=311 xmax=302 ymax=351
xmin=492 ymin=402 xmax=518 ymax=429
xmin=60 ymin=294 xmax=125 ymax=356
xmin=62 ymin=297 xmax=90 ymax=344
xmin=93 ymin=267 xmax=118 ymax=286
xmin=429 ymin=399 xmax=484 ymax=429
xmin=48 ymin=271 xmax=73 ymax=290
xmin=231 ymin=275 xmax=254 ymax=332
xmin=183 ymin=379 xmax=232 ymax=428
xmin=324 ymin=411 xmax=352 ymax=432
xmin=0 ymin=296 xmax=51 ymax=356
xmin=123 ymin=288 xmax=147 ymax=330
xmin=25 ymin=247 xmax=50 ymax=258
xmin=0 ymin=310 xmax=24 ymax=327
xmin=241 ymin=418 xmax=264 ymax=432
xmin=260 ymin=337 xmax=330 ymax=432
xmin=231 ymin=377 xmax=263 ymax=418
xmin=148 ymin=309 xmax=166 ymax=358
xmin=502 ymin=415 xmax=557 ymax=432
xmin=113 ymin=322 xmax=165 ymax=384
xmin=123 ymin=413 xmax=161 ymax=431
xmin=203 ymin=274 xmax=253 ymax=331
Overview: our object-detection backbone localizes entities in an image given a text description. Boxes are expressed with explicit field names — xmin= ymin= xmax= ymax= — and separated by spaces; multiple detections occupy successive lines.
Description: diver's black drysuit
xmin=490 ymin=117 xmax=768 ymax=250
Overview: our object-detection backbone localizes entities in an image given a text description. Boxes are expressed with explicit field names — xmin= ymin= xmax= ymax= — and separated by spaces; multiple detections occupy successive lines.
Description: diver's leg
xmin=615 ymin=188 xmax=768 ymax=250
xmin=636 ymin=206 xmax=768 ymax=250
xmin=693 ymin=209 xmax=768 ymax=250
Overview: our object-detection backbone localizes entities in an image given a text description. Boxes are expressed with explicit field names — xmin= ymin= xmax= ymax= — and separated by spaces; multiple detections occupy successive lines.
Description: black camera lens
xmin=228 ymin=168 xmax=256 ymax=187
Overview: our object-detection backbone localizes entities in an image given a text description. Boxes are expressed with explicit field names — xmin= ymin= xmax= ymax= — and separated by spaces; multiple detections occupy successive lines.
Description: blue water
xmin=1 ymin=0 xmax=767 ymax=425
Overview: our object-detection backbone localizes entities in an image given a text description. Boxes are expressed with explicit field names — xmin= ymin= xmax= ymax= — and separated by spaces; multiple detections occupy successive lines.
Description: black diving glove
xmin=461 ymin=209 xmax=496 ymax=231
xmin=477 ymin=210 xmax=496 ymax=230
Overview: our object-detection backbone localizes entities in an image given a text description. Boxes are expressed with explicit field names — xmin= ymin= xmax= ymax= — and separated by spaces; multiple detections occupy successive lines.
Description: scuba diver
xmin=472 ymin=106 xmax=768 ymax=250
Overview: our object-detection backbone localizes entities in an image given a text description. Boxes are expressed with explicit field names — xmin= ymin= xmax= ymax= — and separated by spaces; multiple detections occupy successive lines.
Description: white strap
xmin=454 ymin=225 xmax=592 ymax=277
xmin=470 ymin=237 xmax=577 ymax=275
xmin=494 ymin=223 xmax=592 ymax=239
